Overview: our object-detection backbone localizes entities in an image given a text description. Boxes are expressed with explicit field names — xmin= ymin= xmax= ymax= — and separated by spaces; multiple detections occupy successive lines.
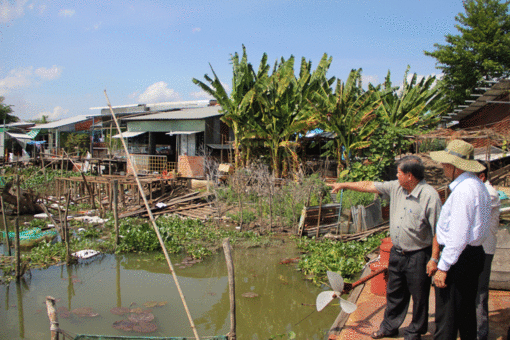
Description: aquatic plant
xmin=296 ymin=231 xmax=388 ymax=285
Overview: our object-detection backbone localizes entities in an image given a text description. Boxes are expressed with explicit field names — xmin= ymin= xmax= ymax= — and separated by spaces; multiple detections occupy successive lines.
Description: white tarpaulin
xmin=112 ymin=131 xmax=146 ymax=139
xmin=7 ymin=132 xmax=31 ymax=149
xmin=166 ymin=131 xmax=201 ymax=136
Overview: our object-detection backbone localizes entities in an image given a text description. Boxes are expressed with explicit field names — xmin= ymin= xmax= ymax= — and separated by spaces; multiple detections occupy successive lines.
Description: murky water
xmin=0 ymin=242 xmax=338 ymax=339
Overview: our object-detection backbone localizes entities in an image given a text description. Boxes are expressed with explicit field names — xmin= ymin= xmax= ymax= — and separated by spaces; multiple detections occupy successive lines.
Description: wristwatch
xmin=430 ymin=258 xmax=439 ymax=263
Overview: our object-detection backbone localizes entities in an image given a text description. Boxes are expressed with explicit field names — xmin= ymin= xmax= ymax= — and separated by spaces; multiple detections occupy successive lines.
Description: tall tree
xmin=192 ymin=45 xmax=269 ymax=169
xmin=249 ymin=54 xmax=334 ymax=178
xmin=0 ymin=97 xmax=19 ymax=124
xmin=424 ymin=0 xmax=510 ymax=107
xmin=313 ymin=69 xmax=381 ymax=175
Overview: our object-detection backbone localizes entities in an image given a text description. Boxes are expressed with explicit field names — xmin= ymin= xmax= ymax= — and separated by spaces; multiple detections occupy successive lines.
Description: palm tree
xmin=314 ymin=69 xmax=382 ymax=176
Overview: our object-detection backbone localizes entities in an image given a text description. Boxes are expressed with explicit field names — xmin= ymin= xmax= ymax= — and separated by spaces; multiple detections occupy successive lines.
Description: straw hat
xmin=430 ymin=139 xmax=485 ymax=173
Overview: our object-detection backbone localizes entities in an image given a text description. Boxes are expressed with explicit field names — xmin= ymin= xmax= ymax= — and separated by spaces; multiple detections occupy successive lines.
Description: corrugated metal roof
xmin=474 ymin=146 xmax=509 ymax=162
xmin=124 ymin=106 xmax=221 ymax=121
xmin=30 ymin=114 xmax=100 ymax=129
xmin=6 ymin=132 xmax=31 ymax=139
xmin=449 ymin=79 xmax=510 ymax=121
xmin=166 ymin=130 xmax=203 ymax=135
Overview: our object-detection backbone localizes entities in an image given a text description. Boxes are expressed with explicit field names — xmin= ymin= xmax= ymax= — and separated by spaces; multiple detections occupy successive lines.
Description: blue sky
xmin=0 ymin=0 xmax=465 ymax=121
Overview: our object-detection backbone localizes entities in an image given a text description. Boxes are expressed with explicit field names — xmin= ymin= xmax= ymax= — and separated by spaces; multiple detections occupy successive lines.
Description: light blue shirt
xmin=436 ymin=172 xmax=491 ymax=272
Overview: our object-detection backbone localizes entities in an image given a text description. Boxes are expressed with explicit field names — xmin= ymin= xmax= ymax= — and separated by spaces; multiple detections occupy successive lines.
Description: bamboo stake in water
xmin=104 ymin=90 xmax=200 ymax=340
xmin=45 ymin=296 xmax=60 ymax=340
xmin=222 ymin=238 xmax=236 ymax=340
xmin=113 ymin=180 xmax=119 ymax=245
xmin=15 ymin=217 xmax=20 ymax=281
xmin=1 ymin=196 xmax=11 ymax=256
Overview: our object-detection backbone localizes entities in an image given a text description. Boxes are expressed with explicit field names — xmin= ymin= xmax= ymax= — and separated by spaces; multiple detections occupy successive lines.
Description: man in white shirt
xmin=476 ymin=163 xmax=500 ymax=340
xmin=429 ymin=139 xmax=491 ymax=340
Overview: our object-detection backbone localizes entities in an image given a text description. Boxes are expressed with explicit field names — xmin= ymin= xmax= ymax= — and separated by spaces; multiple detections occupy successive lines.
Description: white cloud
xmin=0 ymin=0 xmax=28 ymax=23
xmin=192 ymin=27 xmax=201 ymax=33
xmin=27 ymin=3 xmax=34 ymax=10
xmin=35 ymin=65 xmax=63 ymax=80
xmin=39 ymin=4 xmax=46 ymax=14
xmin=59 ymin=9 xmax=75 ymax=17
xmin=38 ymin=106 xmax=68 ymax=120
xmin=0 ymin=67 xmax=34 ymax=95
xmin=137 ymin=82 xmax=180 ymax=103
xmin=86 ymin=22 xmax=102 ymax=31
xmin=0 ymin=65 xmax=63 ymax=96
xmin=362 ymin=75 xmax=379 ymax=86
xmin=189 ymin=90 xmax=213 ymax=100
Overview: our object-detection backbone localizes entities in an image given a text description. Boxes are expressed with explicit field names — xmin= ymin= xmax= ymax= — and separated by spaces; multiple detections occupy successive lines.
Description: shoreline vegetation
xmin=0 ymin=166 xmax=388 ymax=286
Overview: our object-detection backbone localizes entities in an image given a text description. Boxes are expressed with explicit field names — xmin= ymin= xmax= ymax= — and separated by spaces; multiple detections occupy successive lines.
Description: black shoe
xmin=371 ymin=329 xmax=399 ymax=339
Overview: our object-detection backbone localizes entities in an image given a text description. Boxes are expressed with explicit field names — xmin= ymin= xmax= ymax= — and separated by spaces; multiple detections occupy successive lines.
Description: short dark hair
xmin=397 ymin=155 xmax=425 ymax=181
xmin=478 ymin=161 xmax=489 ymax=179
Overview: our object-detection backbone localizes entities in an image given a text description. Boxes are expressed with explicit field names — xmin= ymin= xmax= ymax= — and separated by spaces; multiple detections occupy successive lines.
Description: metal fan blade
xmin=316 ymin=291 xmax=335 ymax=312
xmin=339 ymin=298 xmax=357 ymax=314
xmin=327 ymin=271 xmax=344 ymax=293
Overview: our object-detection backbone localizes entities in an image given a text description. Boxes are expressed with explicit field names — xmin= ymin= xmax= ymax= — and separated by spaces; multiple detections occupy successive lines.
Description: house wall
xmin=127 ymin=120 xmax=205 ymax=133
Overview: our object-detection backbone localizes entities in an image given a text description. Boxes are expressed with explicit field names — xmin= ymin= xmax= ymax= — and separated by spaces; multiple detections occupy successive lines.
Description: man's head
xmin=477 ymin=162 xmax=489 ymax=183
xmin=396 ymin=155 xmax=424 ymax=191
xmin=430 ymin=139 xmax=485 ymax=180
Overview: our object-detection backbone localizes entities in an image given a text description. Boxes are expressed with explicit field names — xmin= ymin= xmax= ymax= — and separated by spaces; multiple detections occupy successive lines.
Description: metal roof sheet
xmin=166 ymin=130 xmax=203 ymax=135
xmin=124 ymin=106 xmax=221 ymax=121
xmin=6 ymin=132 xmax=31 ymax=139
xmin=449 ymin=79 xmax=510 ymax=121
xmin=30 ymin=114 xmax=100 ymax=129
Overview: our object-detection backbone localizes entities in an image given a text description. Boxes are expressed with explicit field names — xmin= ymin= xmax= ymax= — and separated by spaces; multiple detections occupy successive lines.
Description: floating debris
xmin=128 ymin=312 xmax=155 ymax=323
xmin=157 ymin=301 xmax=168 ymax=307
xmin=241 ymin=292 xmax=259 ymax=298
xmin=72 ymin=307 xmax=99 ymax=317
xmin=112 ymin=320 xmax=135 ymax=332
xmin=110 ymin=307 xmax=131 ymax=315
xmin=132 ymin=321 xmax=158 ymax=333
xmin=72 ymin=249 xmax=100 ymax=259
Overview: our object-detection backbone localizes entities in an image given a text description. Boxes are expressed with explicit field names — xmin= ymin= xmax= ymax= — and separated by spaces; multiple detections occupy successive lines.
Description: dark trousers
xmin=434 ymin=245 xmax=485 ymax=340
xmin=380 ymin=246 xmax=432 ymax=339
xmin=476 ymin=253 xmax=493 ymax=340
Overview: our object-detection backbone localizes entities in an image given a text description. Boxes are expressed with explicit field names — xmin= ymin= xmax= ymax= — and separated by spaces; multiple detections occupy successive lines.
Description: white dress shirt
xmin=482 ymin=181 xmax=500 ymax=255
xmin=436 ymin=172 xmax=491 ymax=272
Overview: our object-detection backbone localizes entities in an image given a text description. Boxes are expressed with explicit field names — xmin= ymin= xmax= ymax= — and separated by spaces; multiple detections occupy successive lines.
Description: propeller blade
xmin=327 ymin=271 xmax=344 ymax=293
xmin=339 ymin=298 xmax=357 ymax=314
xmin=316 ymin=291 xmax=335 ymax=312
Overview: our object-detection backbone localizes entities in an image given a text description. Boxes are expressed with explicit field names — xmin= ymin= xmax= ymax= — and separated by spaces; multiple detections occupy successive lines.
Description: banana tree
xmin=192 ymin=45 xmax=269 ymax=169
xmin=373 ymin=67 xmax=448 ymax=131
xmin=248 ymin=54 xmax=334 ymax=178
xmin=314 ymin=69 xmax=382 ymax=176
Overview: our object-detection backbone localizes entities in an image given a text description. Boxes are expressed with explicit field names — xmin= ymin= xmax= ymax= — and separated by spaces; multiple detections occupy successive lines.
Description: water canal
xmin=0 ymin=242 xmax=338 ymax=339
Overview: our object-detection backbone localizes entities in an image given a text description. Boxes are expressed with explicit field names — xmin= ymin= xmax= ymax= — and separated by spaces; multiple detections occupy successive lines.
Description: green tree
xmin=0 ymin=97 xmax=19 ymax=124
xmin=63 ymin=132 xmax=90 ymax=156
xmin=192 ymin=45 xmax=269 ymax=169
xmin=29 ymin=115 xmax=50 ymax=124
xmin=424 ymin=0 xmax=510 ymax=107
xmin=313 ymin=69 xmax=381 ymax=176
xmin=248 ymin=54 xmax=334 ymax=177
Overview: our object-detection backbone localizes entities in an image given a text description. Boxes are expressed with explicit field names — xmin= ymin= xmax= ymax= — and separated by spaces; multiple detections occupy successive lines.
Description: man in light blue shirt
xmin=429 ymin=139 xmax=491 ymax=340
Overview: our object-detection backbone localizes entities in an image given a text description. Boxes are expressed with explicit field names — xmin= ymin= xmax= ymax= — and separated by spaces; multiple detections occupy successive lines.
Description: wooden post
xmin=45 ymin=296 xmax=60 ymax=340
xmin=16 ymin=174 xmax=20 ymax=216
xmin=16 ymin=280 xmax=25 ymax=338
xmin=316 ymin=195 xmax=323 ymax=239
xmin=64 ymin=192 xmax=71 ymax=264
xmin=80 ymin=173 xmax=96 ymax=209
xmin=15 ymin=217 xmax=20 ymax=280
xmin=1 ymin=196 xmax=11 ymax=256
xmin=113 ymin=180 xmax=119 ymax=246
xmin=119 ymin=183 xmax=125 ymax=207
xmin=222 ymin=238 xmax=236 ymax=340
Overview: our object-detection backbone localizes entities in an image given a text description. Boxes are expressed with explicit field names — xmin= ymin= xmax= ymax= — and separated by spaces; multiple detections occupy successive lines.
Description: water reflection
xmin=0 ymin=245 xmax=336 ymax=339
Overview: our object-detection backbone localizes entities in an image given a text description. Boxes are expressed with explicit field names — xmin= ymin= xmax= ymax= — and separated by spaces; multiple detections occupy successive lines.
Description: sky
xmin=0 ymin=0 xmax=465 ymax=122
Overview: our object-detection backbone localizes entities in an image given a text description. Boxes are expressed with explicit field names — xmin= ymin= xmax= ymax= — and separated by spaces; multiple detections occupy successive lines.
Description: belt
xmin=393 ymin=246 xmax=430 ymax=256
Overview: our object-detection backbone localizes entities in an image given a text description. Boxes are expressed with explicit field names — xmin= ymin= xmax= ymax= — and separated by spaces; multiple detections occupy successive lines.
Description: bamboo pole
xmin=113 ymin=180 xmax=119 ymax=245
xmin=45 ymin=296 xmax=60 ymax=340
xmin=222 ymin=238 xmax=236 ymax=340
xmin=104 ymin=90 xmax=201 ymax=340
xmin=15 ymin=217 xmax=20 ymax=280
xmin=1 ymin=196 xmax=11 ymax=256
xmin=316 ymin=195 xmax=323 ymax=239
xmin=64 ymin=192 xmax=71 ymax=264
xmin=16 ymin=280 xmax=25 ymax=338
xmin=16 ymin=174 xmax=20 ymax=216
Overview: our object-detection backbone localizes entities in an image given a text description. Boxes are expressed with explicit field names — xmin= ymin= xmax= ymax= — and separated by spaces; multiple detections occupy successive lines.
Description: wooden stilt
xmin=1 ymin=197 xmax=11 ymax=256
xmin=113 ymin=180 xmax=119 ymax=246
xmin=222 ymin=238 xmax=236 ymax=340
xmin=15 ymin=217 xmax=20 ymax=280
xmin=45 ymin=296 xmax=60 ymax=340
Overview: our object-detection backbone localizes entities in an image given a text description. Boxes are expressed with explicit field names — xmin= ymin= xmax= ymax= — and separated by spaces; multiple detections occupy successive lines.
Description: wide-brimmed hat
xmin=430 ymin=139 xmax=485 ymax=173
